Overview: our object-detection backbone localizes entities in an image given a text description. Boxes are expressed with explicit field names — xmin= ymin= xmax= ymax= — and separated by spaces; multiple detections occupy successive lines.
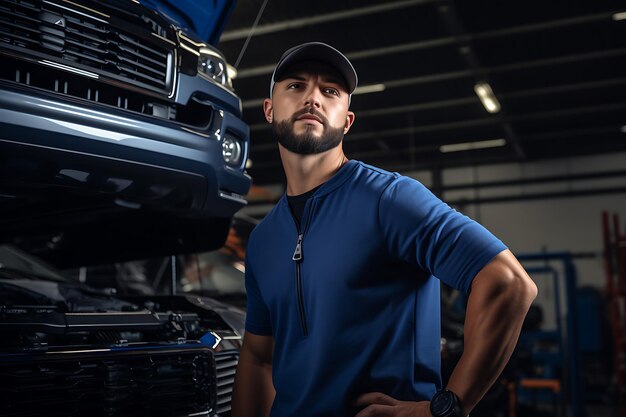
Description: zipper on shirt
xmin=294 ymin=248 xmax=308 ymax=336
xmin=292 ymin=234 xmax=303 ymax=261
xmin=291 ymin=202 xmax=312 ymax=336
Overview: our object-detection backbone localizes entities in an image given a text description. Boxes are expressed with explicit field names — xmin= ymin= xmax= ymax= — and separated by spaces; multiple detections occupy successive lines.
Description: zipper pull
xmin=292 ymin=234 xmax=303 ymax=261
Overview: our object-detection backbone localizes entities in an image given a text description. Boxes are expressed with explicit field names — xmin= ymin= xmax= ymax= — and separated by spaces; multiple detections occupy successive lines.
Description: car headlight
xmin=198 ymin=48 xmax=232 ymax=89
xmin=222 ymin=134 xmax=243 ymax=167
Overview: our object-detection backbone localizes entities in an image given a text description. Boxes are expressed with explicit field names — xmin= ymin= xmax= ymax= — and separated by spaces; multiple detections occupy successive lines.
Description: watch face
xmin=430 ymin=390 xmax=455 ymax=416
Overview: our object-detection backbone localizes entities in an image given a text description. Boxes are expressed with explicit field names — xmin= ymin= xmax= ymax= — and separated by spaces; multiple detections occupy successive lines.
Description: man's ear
xmin=263 ymin=98 xmax=273 ymax=123
xmin=344 ymin=111 xmax=355 ymax=134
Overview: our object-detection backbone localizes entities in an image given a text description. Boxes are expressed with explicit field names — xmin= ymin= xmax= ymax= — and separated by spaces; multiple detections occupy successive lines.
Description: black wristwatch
xmin=429 ymin=389 xmax=464 ymax=417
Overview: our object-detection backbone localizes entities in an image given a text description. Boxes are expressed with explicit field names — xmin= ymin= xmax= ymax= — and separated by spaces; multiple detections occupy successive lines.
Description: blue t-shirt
xmin=245 ymin=160 xmax=506 ymax=417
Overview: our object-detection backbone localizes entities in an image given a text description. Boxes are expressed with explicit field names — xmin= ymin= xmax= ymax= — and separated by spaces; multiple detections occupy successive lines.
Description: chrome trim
xmin=168 ymin=48 xmax=177 ymax=99
xmin=49 ymin=0 xmax=108 ymax=21
xmin=151 ymin=32 xmax=176 ymax=46
xmin=181 ymin=42 xmax=200 ymax=57
xmin=210 ymin=331 xmax=222 ymax=349
xmin=219 ymin=191 xmax=248 ymax=205
xmin=188 ymin=411 xmax=211 ymax=417
xmin=198 ymin=47 xmax=223 ymax=59
xmin=61 ymin=0 xmax=109 ymax=18
xmin=39 ymin=60 xmax=99 ymax=79
xmin=181 ymin=126 xmax=211 ymax=138
xmin=179 ymin=32 xmax=206 ymax=48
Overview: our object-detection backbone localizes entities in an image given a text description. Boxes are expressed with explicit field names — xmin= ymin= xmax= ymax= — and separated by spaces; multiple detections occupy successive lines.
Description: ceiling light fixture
xmin=612 ymin=12 xmax=626 ymax=21
xmin=440 ymin=138 xmax=507 ymax=153
xmin=474 ymin=82 xmax=501 ymax=113
xmin=353 ymin=83 xmax=386 ymax=95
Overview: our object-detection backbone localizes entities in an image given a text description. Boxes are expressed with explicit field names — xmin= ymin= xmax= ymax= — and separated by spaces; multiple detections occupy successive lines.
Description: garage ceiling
xmin=217 ymin=0 xmax=626 ymax=186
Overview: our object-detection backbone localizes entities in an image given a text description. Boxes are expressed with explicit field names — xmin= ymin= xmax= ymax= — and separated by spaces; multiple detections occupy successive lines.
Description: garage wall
xmin=406 ymin=151 xmax=626 ymax=330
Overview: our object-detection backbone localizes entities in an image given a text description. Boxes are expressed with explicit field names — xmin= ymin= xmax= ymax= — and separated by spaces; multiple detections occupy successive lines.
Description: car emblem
xmin=54 ymin=18 xmax=66 ymax=28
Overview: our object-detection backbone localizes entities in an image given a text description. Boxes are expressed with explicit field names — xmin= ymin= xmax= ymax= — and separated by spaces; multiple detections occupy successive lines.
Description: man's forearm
xmin=231 ymin=355 xmax=275 ymax=417
xmin=446 ymin=250 xmax=537 ymax=415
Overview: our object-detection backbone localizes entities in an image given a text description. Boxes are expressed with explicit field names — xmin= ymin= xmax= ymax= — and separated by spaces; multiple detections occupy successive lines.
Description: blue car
xmin=0 ymin=2 xmax=249 ymax=415
xmin=0 ymin=0 xmax=251 ymax=266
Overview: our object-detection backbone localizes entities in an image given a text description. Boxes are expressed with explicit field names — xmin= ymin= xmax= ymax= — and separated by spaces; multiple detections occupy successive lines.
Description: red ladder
xmin=602 ymin=211 xmax=626 ymax=413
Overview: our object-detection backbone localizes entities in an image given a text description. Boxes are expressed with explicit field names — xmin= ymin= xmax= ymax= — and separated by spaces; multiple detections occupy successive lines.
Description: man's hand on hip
xmin=355 ymin=392 xmax=432 ymax=417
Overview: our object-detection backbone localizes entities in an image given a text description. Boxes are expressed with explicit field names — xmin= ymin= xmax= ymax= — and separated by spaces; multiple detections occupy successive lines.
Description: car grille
xmin=215 ymin=351 xmax=239 ymax=416
xmin=0 ymin=348 xmax=215 ymax=417
xmin=0 ymin=0 xmax=174 ymax=95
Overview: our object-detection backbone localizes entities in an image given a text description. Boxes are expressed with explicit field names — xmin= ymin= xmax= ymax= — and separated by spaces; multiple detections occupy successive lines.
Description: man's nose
xmin=303 ymin=87 xmax=322 ymax=108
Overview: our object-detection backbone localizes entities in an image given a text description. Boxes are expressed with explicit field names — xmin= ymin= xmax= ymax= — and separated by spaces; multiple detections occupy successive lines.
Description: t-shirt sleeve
xmin=378 ymin=176 xmax=507 ymax=294
xmin=244 ymin=249 xmax=273 ymax=336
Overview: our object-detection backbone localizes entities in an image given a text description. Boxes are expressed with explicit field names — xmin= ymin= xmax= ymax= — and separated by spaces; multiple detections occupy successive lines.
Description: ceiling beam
xmin=502 ymin=77 xmax=626 ymax=99
xmin=221 ymin=0 xmax=437 ymax=42
xmin=489 ymin=48 xmax=626 ymax=73
xmin=242 ymin=69 xmax=475 ymax=108
xmin=520 ymin=125 xmax=619 ymax=141
xmin=234 ymin=10 xmax=618 ymax=78
xmin=242 ymin=48 xmax=626 ymax=110
xmin=469 ymin=11 xmax=619 ymax=42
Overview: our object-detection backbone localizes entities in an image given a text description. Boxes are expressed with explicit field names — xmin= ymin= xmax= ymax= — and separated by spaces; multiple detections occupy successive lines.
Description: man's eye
xmin=288 ymin=83 xmax=301 ymax=89
xmin=323 ymin=88 xmax=340 ymax=96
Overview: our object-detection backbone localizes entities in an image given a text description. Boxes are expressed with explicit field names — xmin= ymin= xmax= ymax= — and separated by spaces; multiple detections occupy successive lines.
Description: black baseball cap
xmin=269 ymin=42 xmax=358 ymax=98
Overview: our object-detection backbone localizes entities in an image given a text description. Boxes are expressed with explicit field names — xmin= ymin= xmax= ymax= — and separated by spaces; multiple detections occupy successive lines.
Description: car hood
xmin=139 ymin=0 xmax=237 ymax=44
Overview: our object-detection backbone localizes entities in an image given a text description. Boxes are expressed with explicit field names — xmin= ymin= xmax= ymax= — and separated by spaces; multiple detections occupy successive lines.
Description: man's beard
xmin=272 ymin=107 xmax=345 ymax=155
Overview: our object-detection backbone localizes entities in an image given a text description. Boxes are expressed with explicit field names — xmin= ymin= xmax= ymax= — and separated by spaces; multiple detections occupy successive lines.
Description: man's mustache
xmin=291 ymin=107 xmax=328 ymax=125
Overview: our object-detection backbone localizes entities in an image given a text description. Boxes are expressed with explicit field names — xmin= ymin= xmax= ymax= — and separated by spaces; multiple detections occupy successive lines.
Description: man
xmin=231 ymin=42 xmax=537 ymax=417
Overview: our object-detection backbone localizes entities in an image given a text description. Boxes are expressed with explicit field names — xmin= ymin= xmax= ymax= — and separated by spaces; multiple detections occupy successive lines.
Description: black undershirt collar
xmin=286 ymin=184 xmax=321 ymax=229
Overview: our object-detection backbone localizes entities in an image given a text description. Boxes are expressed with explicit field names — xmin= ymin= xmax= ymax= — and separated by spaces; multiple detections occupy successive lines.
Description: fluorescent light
xmin=474 ymin=83 xmax=501 ymax=113
xmin=440 ymin=138 xmax=507 ymax=153
xmin=353 ymin=83 xmax=386 ymax=95
xmin=621 ymin=126 xmax=626 ymax=133
xmin=613 ymin=12 xmax=626 ymax=21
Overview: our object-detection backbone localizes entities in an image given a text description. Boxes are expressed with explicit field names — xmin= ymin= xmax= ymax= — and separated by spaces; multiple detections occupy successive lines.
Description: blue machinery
xmin=517 ymin=252 xmax=585 ymax=417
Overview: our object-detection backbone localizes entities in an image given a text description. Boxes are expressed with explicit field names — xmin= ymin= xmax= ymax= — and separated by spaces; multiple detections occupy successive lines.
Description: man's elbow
xmin=512 ymin=269 xmax=538 ymax=309
xmin=474 ymin=251 xmax=538 ymax=311
xmin=500 ymin=260 xmax=538 ymax=314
